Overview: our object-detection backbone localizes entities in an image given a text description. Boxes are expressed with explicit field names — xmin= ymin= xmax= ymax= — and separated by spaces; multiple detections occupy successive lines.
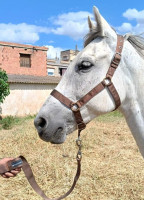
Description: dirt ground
xmin=0 ymin=112 xmax=144 ymax=200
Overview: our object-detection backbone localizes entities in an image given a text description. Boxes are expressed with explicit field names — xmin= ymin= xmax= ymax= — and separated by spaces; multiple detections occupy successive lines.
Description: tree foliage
xmin=0 ymin=69 xmax=10 ymax=103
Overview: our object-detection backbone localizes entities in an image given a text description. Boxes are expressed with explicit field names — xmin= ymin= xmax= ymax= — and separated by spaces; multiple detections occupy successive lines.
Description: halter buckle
xmin=115 ymin=52 xmax=121 ymax=62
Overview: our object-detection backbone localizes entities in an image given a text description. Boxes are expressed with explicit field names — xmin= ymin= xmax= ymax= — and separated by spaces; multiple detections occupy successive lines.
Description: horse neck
xmin=120 ymin=40 xmax=144 ymax=157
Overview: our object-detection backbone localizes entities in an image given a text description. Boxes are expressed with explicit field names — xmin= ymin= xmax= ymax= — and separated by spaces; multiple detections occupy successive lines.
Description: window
xmin=47 ymin=68 xmax=54 ymax=76
xmin=59 ymin=68 xmax=67 ymax=76
xmin=20 ymin=54 xmax=31 ymax=68
xmin=62 ymin=55 xmax=69 ymax=61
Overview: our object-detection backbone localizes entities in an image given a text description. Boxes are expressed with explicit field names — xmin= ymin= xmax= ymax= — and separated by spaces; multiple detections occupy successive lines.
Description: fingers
xmin=1 ymin=174 xmax=8 ymax=178
xmin=11 ymin=168 xmax=21 ymax=175
xmin=2 ymin=172 xmax=15 ymax=178
xmin=14 ymin=168 xmax=21 ymax=172
xmin=0 ymin=157 xmax=22 ymax=178
xmin=1 ymin=168 xmax=21 ymax=178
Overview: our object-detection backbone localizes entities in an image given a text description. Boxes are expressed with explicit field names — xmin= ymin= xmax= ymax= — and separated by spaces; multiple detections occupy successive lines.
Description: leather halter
xmin=0 ymin=35 xmax=124 ymax=200
xmin=51 ymin=35 xmax=124 ymax=131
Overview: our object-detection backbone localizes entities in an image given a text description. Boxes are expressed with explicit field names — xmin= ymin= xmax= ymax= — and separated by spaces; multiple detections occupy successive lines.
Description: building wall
xmin=47 ymin=59 xmax=69 ymax=77
xmin=47 ymin=60 xmax=60 ymax=76
xmin=0 ymin=42 xmax=48 ymax=76
xmin=61 ymin=50 xmax=79 ymax=62
xmin=1 ymin=83 xmax=57 ymax=116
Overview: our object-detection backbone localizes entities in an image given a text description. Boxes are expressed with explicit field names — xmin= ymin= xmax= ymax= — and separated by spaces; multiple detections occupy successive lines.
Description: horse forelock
xmin=83 ymin=26 xmax=116 ymax=47
xmin=84 ymin=29 xmax=102 ymax=47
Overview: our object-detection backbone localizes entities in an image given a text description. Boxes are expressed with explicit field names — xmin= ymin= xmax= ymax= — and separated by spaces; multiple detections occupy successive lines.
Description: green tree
xmin=0 ymin=69 xmax=10 ymax=103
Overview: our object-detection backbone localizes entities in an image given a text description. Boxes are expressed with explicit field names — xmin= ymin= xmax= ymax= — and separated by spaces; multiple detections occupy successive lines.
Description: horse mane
xmin=84 ymin=29 xmax=144 ymax=58
xmin=125 ymin=34 xmax=144 ymax=58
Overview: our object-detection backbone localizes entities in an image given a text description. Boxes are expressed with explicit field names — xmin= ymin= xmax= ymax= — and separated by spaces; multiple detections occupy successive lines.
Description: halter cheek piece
xmin=0 ymin=35 xmax=124 ymax=200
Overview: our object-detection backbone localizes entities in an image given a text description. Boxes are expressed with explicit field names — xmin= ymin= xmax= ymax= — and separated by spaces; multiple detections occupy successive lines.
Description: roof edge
xmin=7 ymin=74 xmax=61 ymax=84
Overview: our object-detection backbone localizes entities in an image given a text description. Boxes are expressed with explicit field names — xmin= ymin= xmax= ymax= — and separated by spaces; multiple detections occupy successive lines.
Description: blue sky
xmin=0 ymin=0 xmax=144 ymax=58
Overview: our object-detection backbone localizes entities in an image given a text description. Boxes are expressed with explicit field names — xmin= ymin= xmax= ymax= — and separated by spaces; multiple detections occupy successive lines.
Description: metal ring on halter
xmin=70 ymin=102 xmax=80 ymax=112
xmin=102 ymin=77 xmax=112 ymax=86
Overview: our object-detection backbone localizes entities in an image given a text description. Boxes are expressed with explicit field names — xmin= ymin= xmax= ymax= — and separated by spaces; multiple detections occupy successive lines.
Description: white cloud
xmin=116 ymin=8 xmax=144 ymax=34
xmin=45 ymin=45 xmax=64 ymax=59
xmin=117 ymin=23 xmax=133 ymax=33
xmin=0 ymin=11 xmax=92 ymax=44
xmin=0 ymin=23 xmax=50 ymax=44
xmin=51 ymin=11 xmax=93 ymax=40
xmin=123 ymin=9 xmax=144 ymax=23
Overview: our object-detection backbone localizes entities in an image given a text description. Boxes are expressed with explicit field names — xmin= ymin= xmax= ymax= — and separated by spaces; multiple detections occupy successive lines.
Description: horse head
xmin=34 ymin=6 xmax=127 ymax=144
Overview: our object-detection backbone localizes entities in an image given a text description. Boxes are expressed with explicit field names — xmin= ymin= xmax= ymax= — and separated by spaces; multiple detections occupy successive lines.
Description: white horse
xmin=34 ymin=6 xmax=144 ymax=159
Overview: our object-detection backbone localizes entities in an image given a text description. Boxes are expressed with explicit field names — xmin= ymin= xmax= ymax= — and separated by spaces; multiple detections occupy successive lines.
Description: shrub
xmin=0 ymin=116 xmax=15 ymax=130
xmin=0 ymin=69 xmax=10 ymax=103
xmin=0 ymin=115 xmax=36 ymax=130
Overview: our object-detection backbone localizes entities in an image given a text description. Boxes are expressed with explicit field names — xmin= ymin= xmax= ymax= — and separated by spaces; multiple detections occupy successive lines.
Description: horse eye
xmin=78 ymin=61 xmax=93 ymax=71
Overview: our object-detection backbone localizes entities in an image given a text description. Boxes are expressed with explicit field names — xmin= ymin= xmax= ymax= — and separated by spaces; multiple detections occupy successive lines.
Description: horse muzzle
xmin=34 ymin=115 xmax=66 ymax=144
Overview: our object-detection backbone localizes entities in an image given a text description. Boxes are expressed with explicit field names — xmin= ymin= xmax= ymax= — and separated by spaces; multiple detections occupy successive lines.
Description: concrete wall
xmin=1 ymin=83 xmax=57 ymax=116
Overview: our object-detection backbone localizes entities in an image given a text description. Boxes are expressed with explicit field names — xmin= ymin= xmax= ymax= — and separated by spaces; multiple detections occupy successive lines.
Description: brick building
xmin=0 ymin=41 xmax=80 ymax=116
xmin=0 ymin=41 xmax=48 ymax=76
xmin=47 ymin=48 xmax=80 ymax=76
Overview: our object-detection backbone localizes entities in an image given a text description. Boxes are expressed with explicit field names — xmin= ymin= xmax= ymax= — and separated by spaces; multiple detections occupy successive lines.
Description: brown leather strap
xmin=20 ymin=156 xmax=81 ymax=200
xmin=51 ymin=90 xmax=73 ymax=108
xmin=107 ymin=83 xmax=121 ymax=110
xmin=51 ymin=89 xmax=86 ymax=131
xmin=106 ymin=35 xmax=124 ymax=78
xmin=77 ymin=82 xmax=105 ymax=107
xmin=72 ymin=110 xmax=86 ymax=130
xmin=0 ymin=156 xmax=81 ymax=200
xmin=105 ymin=35 xmax=124 ymax=109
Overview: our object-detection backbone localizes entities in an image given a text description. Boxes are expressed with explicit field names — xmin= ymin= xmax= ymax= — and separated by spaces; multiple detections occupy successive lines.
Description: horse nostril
xmin=57 ymin=127 xmax=63 ymax=132
xmin=36 ymin=117 xmax=47 ymax=128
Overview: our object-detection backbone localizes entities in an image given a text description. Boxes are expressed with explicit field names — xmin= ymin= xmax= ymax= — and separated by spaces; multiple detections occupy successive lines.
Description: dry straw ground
xmin=0 ymin=112 xmax=144 ymax=200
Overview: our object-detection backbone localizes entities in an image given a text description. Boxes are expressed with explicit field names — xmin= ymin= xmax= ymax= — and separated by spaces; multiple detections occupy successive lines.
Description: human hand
xmin=0 ymin=158 xmax=21 ymax=178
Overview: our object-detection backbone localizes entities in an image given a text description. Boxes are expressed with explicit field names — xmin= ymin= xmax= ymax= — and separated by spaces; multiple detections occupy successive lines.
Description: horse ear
xmin=93 ymin=6 xmax=113 ymax=37
xmin=88 ymin=16 xmax=95 ymax=32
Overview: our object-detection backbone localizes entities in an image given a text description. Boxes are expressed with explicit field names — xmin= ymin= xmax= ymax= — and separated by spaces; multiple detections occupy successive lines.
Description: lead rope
xmin=18 ymin=104 xmax=85 ymax=200
xmin=18 ymin=109 xmax=85 ymax=200
xmin=0 ymin=110 xmax=84 ymax=200
xmin=19 ymin=129 xmax=83 ymax=200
